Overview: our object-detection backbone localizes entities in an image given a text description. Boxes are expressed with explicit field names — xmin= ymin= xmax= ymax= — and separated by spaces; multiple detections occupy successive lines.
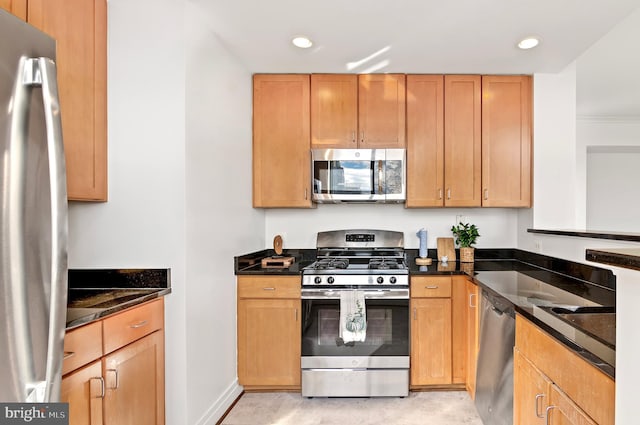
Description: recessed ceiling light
xmin=518 ymin=37 xmax=540 ymax=50
xmin=292 ymin=36 xmax=313 ymax=49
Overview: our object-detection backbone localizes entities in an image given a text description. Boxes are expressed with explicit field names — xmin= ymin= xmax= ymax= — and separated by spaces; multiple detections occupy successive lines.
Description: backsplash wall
xmin=264 ymin=204 xmax=518 ymax=250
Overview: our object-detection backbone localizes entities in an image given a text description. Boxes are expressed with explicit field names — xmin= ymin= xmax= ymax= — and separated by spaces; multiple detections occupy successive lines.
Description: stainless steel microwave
xmin=311 ymin=149 xmax=406 ymax=203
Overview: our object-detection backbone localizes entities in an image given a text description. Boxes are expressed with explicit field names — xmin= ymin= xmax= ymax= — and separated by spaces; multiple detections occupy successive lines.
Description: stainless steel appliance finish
xmin=475 ymin=289 xmax=515 ymax=425
xmin=302 ymin=229 xmax=409 ymax=287
xmin=311 ymin=148 xmax=406 ymax=203
xmin=301 ymin=229 xmax=410 ymax=397
xmin=0 ymin=9 xmax=68 ymax=403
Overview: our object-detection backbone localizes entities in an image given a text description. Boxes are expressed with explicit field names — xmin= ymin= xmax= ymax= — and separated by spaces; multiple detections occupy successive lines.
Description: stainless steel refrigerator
xmin=0 ymin=9 xmax=68 ymax=403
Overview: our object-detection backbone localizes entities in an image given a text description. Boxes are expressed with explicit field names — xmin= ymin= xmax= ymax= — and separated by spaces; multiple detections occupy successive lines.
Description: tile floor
xmin=220 ymin=391 xmax=483 ymax=425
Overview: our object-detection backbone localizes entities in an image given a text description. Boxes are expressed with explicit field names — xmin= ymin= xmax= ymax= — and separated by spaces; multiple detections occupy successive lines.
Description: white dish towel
xmin=339 ymin=290 xmax=367 ymax=342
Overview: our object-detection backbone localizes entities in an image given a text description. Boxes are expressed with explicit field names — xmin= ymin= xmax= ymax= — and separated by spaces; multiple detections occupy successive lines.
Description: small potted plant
xmin=451 ymin=222 xmax=480 ymax=263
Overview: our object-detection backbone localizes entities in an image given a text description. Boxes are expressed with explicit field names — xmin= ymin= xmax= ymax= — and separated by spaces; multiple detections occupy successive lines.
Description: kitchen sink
xmin=547 ymin=305 xmax=616 ymax=347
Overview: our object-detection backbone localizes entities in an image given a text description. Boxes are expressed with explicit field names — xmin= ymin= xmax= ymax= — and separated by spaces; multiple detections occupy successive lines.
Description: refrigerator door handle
xmin=21 ymin=57 xmax=69 ymax=402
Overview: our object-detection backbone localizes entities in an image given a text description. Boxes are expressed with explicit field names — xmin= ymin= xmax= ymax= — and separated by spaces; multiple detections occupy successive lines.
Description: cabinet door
xmin=514 ymin=349 xmax=551 ymax=425
xmin=310 ymin=74 xmax=358 ymax=148
xmin=410 ymin=298 xmax=452 ymax=386
xmin=358 ymin=74 xmax=406 ymax=148
xmin=253 ymin=74 xmax=312 ymax=208
xmin=444 ymin=75 xmax=481 ymax=206
xmin=0 ymin=0 xmax=26 ymax=19
xmin=481 ymin=75 xmax=532 ymax=207
xmin=406 ymin=75 xmax=444 ymax=207
xmin=28 ymin=0 xmax=108 ymax=201
xmin=103 ymin=330 xmax=165 ymax=425
xmin=61 ymin=361 xmax=104 ymax=425
xmin=451 ymin=276 xmax=467 ymax=384
xmin=547 ymin=384 xmax=598 ymax=425
xmin=237 ymin=298 xmax=301 ymax=387
xmin=465 ymin=280 xmax=479 ymax=398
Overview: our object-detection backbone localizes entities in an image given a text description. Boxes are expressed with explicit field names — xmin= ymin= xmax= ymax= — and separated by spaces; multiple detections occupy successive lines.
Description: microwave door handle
xmin=378 ymin=160 xmax=384 ymax=194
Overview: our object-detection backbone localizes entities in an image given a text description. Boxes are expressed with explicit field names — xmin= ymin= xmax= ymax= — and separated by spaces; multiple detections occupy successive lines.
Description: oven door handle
xmin=301 ymin=289 xmax=409 ymax=300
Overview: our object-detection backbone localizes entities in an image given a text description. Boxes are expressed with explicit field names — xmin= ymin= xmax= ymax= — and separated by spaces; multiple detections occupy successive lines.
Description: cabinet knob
xmin=484 ymin=189 xmax=488 ymax=200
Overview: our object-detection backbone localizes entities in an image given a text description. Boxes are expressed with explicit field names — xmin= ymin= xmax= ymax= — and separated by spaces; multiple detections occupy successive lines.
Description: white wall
xmin=266 ymin=205 xmax=517 ymax=249
xmin=184 ymin=3 xmax=262 ymax=424
xmin=522 ymin=11 xmax=640 ymax=423
xmin=587 ymin=147 xmax=640 ymax=232
xmin=69 ymin=0 xmax=188 ymax=423
xmin=67 ymin=0 xmax=265 ymax=424
xmin=531 ymin=64 xmax=583 ymax=229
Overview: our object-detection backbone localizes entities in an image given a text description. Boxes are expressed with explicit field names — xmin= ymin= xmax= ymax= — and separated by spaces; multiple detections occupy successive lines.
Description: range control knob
xmin=314 ymin=276 xmax=322 ymax=284
xmin=327 ymin=276 xmax=335 ymax=284
xmin=377 ymin=276 xmax=384 ymax=284
xmin=390 ymin=276 xmax=397 ymax=284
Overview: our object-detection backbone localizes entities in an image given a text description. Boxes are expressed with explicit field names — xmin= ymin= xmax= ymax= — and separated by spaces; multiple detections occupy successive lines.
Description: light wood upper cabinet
xmin=311 ymin=74 xmax=358 ymax=148
xmin=406 ymin=75 xmax=481 ymax=207
xmin=358 ymin=74 xmax=406 ymax=148
xmin=481 ymin=75 xmax=532 ymax=207
xmin=253 ymin=74 xmax=313 ymax=208
xmin=310 ymin=74 xmax=406 ymax=149
xmin=237 ymin=276 xmax=301 ymax=389
xmin=1 ymin=0 xmax=107 ymax=201
xmin=406 ymin=75 xmax=444 ymax=207
xmin=444 ymin=75 xmax=482 ymax=207
xmin=27 ymin=0 xmax=108 ymax=201
xmin=0 ymin=0 xmax=27 ymax=19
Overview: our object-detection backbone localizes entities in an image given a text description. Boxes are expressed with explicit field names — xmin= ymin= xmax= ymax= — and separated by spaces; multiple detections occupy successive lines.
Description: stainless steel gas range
xmin=300 ymin=229 xmax=410 ymax=397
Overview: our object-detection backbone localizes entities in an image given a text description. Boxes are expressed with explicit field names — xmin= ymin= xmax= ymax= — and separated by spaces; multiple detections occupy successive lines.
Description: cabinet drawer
xmin=63 ymin=321 xmax=103 ymax=375
xmin=103 ymin=298 xmax=164 ymax=354
xmin=238 ymin=276 xmax=301 ymax=299
xmin=411 ymin=277 xmax=452 ymax=298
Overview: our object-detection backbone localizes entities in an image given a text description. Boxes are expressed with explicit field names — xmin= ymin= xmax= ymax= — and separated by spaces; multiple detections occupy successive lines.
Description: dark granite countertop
xmin=235 ymin=247 xmax=616 ymax=377
xmin=66 ymin=269 xmax=171 ymax=330
xmin=586 ymin=248 xmax=640 ymax=271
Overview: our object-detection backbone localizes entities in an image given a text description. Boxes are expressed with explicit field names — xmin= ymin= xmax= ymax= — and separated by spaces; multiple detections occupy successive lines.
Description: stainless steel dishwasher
xmin=474 ymin=289 xmax=515 ymax=425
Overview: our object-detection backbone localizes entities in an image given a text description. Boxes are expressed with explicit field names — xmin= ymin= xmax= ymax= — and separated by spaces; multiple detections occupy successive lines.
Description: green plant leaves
xmin=450 ymin=222 xmax=480 ymax=248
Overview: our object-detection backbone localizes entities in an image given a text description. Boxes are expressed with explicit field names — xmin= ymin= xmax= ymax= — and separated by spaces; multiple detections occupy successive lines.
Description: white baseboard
xmin=195 ymin=379 xmax=243 ymax=425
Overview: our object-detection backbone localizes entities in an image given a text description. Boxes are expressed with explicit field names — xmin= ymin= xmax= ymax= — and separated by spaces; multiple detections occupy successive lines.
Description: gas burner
xmin=368 ymin=259 xmax=402 ymax=270
xmin=312 ymin=258 xmax=349 ymax=270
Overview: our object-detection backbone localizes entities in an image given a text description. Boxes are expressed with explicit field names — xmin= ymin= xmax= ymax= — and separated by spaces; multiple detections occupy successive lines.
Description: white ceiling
xmin=193 ymin=0 xmax=640 ymax=116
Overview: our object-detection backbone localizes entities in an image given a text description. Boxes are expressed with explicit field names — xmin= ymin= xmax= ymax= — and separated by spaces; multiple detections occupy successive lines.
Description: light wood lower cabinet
xmin=465 ymin=279 xmax=479 ymax=397
xmin=61 ymin=361 xmax=104 ymax=425
xmin=103 ymin=330 xmax=165 ymax=425
xmin=237 ymin=276 xmax=301 ymax=389
xmin=410 ymin=276 xmax=452 ymax=387
xmin=61 ymin=298 xmax=165 ymax=425
xmin=410 ymin=275 xmax=470 ymax=389
xmin=515 ymin=315 xmax=614 ymax=425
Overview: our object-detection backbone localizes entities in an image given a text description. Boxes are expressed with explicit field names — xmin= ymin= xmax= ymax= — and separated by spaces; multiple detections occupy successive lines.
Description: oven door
xmin=301 ymin=288 xmax=409 ymax=358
